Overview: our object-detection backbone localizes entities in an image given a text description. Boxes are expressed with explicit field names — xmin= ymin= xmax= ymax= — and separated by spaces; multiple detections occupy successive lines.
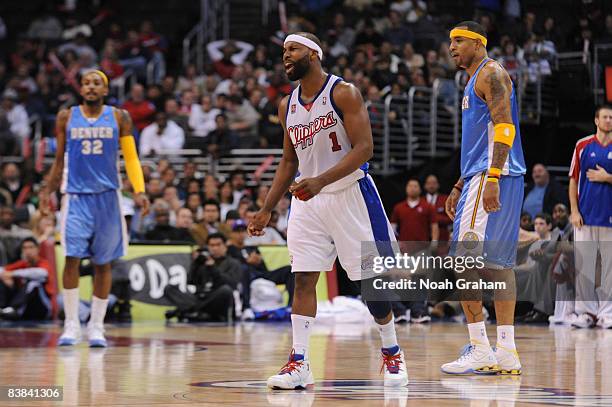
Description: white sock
xmin=496 ymin=325 xmax=515 ymax=350
xmin=291 ymin=314 xmax=314 ymax=359
xmin=376 ymin=318 xmax=398 ymax=349
xmin=63 ymin=288 xmax=80 ymax=324
xmin=88 ymin=296 xmax=109 ymax=327
xmin=467 ymin=321 xmax=490 ymax=347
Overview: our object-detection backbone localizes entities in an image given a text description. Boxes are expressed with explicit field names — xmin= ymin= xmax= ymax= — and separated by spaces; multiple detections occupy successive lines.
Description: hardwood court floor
xmin=1 ymin=321 xmax=611 ymax=406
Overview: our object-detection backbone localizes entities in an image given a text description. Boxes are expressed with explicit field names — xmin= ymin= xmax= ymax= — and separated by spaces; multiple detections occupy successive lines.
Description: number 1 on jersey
xmin=329 ymin=131 xmax=341 ymax=152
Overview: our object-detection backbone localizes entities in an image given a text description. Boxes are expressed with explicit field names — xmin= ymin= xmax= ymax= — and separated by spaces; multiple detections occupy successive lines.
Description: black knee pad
xmin=366 ymin=300 xmax=392 ymax=319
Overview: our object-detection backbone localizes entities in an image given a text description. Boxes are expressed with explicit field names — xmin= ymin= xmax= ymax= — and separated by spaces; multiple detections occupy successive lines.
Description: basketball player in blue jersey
xmin=42 ymin=70 xmax=149 ymax=347
xmin=442 ymin=22 xmax=526 ymax=375
xmin=248 ymin=32 xmax=408 ymax=389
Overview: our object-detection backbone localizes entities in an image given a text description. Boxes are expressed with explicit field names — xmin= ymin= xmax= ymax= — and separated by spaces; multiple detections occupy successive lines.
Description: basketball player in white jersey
xmin=248 ymin=32 xmax=408 ymax=389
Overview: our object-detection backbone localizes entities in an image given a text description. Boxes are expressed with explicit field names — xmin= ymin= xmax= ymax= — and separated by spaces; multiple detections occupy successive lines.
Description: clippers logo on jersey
xmin=462 ymin=95 xmax=469 ymax=110
xmin=288 ymin=111 xmax=337 ymax=150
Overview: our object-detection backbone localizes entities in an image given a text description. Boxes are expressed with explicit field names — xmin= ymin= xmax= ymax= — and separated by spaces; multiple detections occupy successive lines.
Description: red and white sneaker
xmin=380 ymin=347 xmax=409 ymax=387
xmin=267 ymin=350 xmax=314 ymax=390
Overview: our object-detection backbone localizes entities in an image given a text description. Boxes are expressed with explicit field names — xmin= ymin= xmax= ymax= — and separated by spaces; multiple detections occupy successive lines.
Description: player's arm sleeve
xmin=120 ymin=136 xmax=146 ymax=194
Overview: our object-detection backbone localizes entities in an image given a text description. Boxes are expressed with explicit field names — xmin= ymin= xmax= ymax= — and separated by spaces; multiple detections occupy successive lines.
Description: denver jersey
xmin=285 ymin=74 xmax=367 ymax=193
xmin=460 ymin=58 xmax=526 ymax=178
xmin=62 ymin=105 xmax=121 ymax=194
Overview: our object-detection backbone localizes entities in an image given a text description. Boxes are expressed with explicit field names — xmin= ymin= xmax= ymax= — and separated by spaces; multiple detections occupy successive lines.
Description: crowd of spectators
xmin=0 ymin=1 xmax=610 ymax=158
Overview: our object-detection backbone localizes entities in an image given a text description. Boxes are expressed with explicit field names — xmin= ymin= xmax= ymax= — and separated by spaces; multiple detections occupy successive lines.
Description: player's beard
xmin=287 ymin=54 xmax=311 ymax=81
xmin=84 ymin=97 xmax=102 ymax=106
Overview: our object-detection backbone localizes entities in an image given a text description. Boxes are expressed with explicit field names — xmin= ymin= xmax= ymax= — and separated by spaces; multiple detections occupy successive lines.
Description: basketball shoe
xmin=493 ymin=345 xmax=522 ymax=375
xmin=87 ymin=322 xmax=107 ymax=348
xmin=267 ymin=350 xmax=314 ymax=390
xmin=58 ymin=320 xmax=81 ymax=346
xmin=441 ymin=343 xmax=499 ymax=375
xmin=380 ymin=346 xmax=409 ymax=386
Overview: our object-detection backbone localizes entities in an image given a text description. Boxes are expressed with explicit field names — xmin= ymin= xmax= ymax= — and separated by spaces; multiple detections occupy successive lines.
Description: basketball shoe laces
xmin=279 ymin=350 xmax=304 ymax=375
xmin=380 ymin=350 xmax=402 ymax=374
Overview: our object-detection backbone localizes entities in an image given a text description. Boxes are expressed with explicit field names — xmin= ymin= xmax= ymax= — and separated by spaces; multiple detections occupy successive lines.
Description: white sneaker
xmin=493 ymin=345 xmax=522 ymax=375
xmin=241 ymin=308 xmax=255 ymax=321
xmin=571 ymin=313 xmax=596 ymax=329
xmin=267 ymin=350 xmax=314 ymax=390
xmin=87 ymin=323 xmax=107 ymax=348
xmin=599 ymin=316 xmax=612 ymax=329
xmin=548 ymin=315 xmax=566 ymax=325
xmin=380 ymin=348 xmax=409 ymax=387
xmin=441 ymin=344 xmax=499 ymax=375
xmin=58 ymin=320 xmax=82 ymax=346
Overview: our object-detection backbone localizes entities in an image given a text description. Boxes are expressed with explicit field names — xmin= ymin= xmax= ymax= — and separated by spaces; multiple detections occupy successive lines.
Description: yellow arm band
xmin=450 ymin=28 xmax=487 ymax=47
xmin=493 ymin=123 xmax=516 ymax=146
xmin=120 ymin=136 xmax=145 ymax=194
xmin=488 ymin=167 xmax=502 ymax=177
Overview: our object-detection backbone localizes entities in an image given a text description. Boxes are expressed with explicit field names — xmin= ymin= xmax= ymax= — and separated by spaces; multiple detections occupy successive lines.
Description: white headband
xmin=284 ymin=34 xmax=323 ymax=60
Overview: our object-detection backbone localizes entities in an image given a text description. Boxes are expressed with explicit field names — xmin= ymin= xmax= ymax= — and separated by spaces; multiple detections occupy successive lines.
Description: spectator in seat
xmin=0 ymin=237 xmax=55 ymax=320
xmin=0 ymin=89 xmax=29 ymax=155
xmin=401 ymin=43 xmax=424 ymax=72
xmin=0 ymin=163 xmax=24 ymax=203
xmin=188 ymin=94 xmax=220 ymax=142
xmin=523 ymin=164 xmax=569 ymax=218
xmin=207 ymin=40 xmax=254 ymax=79
xmin=122 ymin=83 xmax=155 ymax=134
xmin=164 ymin=99 xmax=190 ymax=135
xmin=118 ymin=30 xmax=149 ymax=81
xmin=139 ymin=112 xmax=185 ymax=156
xmin=384 ymin=10 xmax=414 ymax=51
xmin=0 ymin=206 xmax=33 ymax=263
xmin=207 ymin=114 xmax=239 ymax=159
xmin=144 ymin=201 xmax=193 ymax=243
xmin=174 ymin=207 xmax=197 ymax=244
xmin=225 ymin=95 xmax=260 ymax=148
xmin=139 ymin=20 xmax=167 ymax=83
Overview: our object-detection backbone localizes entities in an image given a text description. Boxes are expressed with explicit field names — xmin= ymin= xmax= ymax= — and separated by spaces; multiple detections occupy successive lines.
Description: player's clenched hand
xmin=134 ymin=193 xmax=150 ymax=216
xmin=482 ymin=181 xmax=501 ymax=213
xmin=445 ymin=188 xmax=461 ymax=221
xmin=248 ymin=210 xmax=271 ymax=237
xmin=289 ymin=177 xmax=325 ymax=201
xmin=570 ymin=211 xmax=583 ymax=229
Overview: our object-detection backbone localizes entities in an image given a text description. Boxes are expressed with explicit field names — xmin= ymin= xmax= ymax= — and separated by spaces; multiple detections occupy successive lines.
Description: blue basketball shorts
xmin=60 ymin=189 xmax=127 ymax=264
xmin=450 ymin=173 xmax=524 ymax=269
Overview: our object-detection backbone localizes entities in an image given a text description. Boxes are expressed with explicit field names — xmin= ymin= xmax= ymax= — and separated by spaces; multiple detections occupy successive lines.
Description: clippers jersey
xmin=460 ymin=58 xmax=526 ymax=178
xmin=286 ymin=74 xmax=368 ymax=193
xmin=62 ymin=105 xmax=121 ymax=194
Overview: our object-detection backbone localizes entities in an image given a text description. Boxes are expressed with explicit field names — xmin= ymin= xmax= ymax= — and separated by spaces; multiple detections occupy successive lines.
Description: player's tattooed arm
xmin=46 ymin=109 xmax=70 ymax=193
xmin=117 ymin=108 xmax=134 ymax=137
xmin=478 ymin=64 xmax=513 ymax=170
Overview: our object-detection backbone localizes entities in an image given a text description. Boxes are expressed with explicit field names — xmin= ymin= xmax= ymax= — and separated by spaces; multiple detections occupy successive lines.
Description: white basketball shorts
xmin=286 ymin=174 xmax=397 ymax=281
